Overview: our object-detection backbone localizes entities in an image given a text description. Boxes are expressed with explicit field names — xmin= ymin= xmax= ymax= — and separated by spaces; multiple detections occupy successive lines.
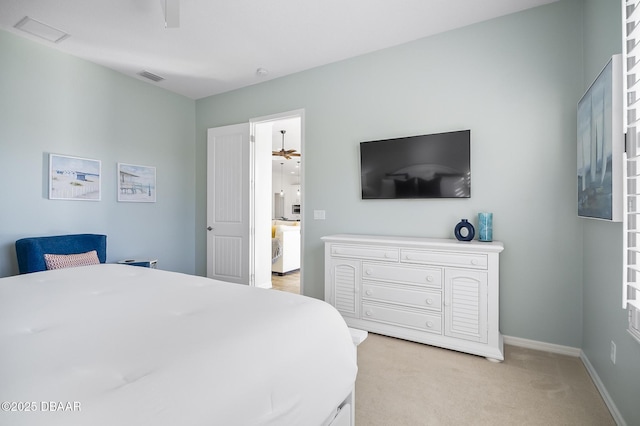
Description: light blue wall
xmin=581 ymin=0 xmax=640 ymax=424
xmin=0 ymin=30 xmax=197 ymax=276
xmin=196 ymin=1 xmax=585 ymax=345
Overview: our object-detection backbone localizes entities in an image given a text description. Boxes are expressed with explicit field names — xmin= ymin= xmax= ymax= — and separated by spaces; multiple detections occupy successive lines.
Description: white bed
xmin=0 ymin=264 xmax=357 ymax=426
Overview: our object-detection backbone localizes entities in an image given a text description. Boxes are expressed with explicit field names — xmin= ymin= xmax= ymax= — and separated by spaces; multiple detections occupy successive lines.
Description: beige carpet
xmin=355 ymin=333 xmax=614 ymax=425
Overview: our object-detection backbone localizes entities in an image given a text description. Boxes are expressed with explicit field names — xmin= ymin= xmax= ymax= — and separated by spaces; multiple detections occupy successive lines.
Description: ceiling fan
xmin=272 ymin=130 xmax=300 ymax=160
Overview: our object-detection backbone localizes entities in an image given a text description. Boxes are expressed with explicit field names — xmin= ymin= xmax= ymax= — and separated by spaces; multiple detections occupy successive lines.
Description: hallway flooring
xmin=271 ymin=270 xmax=300 ymax=294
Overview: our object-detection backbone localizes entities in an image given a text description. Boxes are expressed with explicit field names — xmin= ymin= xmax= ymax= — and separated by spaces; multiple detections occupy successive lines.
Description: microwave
xmin=292 ymin=204 xmax=301 ymax=214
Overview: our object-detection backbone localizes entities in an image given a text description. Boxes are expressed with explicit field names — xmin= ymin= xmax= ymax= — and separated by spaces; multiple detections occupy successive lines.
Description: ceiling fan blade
xmin=290 ymin=153 xmax=301 ymax=157
xmin=163 ymin=0 xmax=180 ymax=28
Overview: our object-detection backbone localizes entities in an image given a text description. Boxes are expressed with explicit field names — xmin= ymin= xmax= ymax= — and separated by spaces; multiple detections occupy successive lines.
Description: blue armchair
xmin=15 ymin=234 xmax=107 ymax=274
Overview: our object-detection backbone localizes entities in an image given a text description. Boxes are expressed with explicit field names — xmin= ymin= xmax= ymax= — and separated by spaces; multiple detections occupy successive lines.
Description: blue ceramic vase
xmin=454 ymin=219 xmax=475 ymax=242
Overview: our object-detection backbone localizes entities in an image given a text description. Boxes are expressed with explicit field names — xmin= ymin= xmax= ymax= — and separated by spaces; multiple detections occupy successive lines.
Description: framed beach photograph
xmin=49 ymin=154 xmax=101 ymax=201
xmin=117 ymin=163 xmax=156 ymax=203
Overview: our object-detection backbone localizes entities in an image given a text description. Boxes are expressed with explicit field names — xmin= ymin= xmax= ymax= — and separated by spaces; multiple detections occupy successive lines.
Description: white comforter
xmin=0 ymin=264 xmax=356 ymax=426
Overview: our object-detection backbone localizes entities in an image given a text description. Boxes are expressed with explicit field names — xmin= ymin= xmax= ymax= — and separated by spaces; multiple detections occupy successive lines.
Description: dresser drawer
xmin=362 ymin=282 xmax=442 ymax=312
xmin=401 ymin=249 xmax=487 ymax=269
xmin=362 ymin=303 xmax=442 ymax=334
xmin=362 ymin=263 xmax=442 ymax=288
xmin=330 ymin=244 xmax=399 ymax=262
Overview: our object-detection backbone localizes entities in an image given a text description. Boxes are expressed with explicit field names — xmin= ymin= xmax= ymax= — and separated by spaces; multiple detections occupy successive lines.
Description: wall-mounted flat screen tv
xmin=360 ymin=130 xmax=470 ymax=199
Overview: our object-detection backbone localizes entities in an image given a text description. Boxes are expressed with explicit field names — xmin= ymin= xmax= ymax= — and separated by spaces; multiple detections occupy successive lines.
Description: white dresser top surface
xmin=321 ymin=234 xmax=504 ymax=253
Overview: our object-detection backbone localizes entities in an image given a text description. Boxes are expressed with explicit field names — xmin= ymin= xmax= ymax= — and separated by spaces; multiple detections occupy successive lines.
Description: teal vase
xmin=478 ymin=212 xmax=493 ymax=242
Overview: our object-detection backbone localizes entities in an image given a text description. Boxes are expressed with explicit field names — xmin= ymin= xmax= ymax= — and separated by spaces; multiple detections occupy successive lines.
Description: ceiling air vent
xmin=138 ymin=70 xmax=165 ymax=82
xmin=15 ymin=16 xmax=69 ymax=43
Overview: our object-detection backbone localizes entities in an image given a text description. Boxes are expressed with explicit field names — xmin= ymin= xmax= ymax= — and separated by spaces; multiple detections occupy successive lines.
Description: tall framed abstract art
xmin=577 ymin=54 xmax=624 ymax=222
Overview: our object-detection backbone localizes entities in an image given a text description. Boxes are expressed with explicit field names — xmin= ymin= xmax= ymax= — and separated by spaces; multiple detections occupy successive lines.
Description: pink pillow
xmin=44 ymin=250 xmax=100 ymax=270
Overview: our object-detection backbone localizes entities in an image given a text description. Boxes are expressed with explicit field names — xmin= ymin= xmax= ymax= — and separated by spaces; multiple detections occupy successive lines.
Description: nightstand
xmin=118 ymin=259 xmax=157 ymax=268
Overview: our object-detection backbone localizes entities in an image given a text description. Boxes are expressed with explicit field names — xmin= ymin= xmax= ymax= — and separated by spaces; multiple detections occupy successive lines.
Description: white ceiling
xmin=0 ymin=0 xmax=557 ymax=100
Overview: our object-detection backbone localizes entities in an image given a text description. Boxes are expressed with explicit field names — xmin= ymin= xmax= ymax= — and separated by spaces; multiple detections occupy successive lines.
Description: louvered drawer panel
xmin=362 ymin=263 xmax=442 ymax=288
xmin=444 ymin=269 xmax=487 ymax=343
xmin=401 ymin=249 xmax=487 ymax=269
xmin=331 ymin=245 xmax=399 ymax=262
xmin=331 ymin=261 xmax=358 ymax=318
xmin=362 ymin=282 xmax=441 ymax=312
xmin=362 ymin=303 xmax=442 ymax=334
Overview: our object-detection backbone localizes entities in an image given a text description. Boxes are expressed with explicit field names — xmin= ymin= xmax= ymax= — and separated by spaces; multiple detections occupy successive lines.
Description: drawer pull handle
xmin=471 ymin=259 xmax=478 ymax=265
xmin=384 ymin=253 xmax=390 ymax=258
xmin=406 ymin=255 xmax=412 ymax=260
xmin=426 ymin=321 xmax=434 ymax=328
xmin=365 ymin=269 xmax=372 ymax=275
xmin=366 ymin=290 xmax=373 ymax=296
xmin=426 ymin=275 xmax=433 ymax=282
xmin=426 ymin=298 xmax=433 ymax=305
xmin=365 ymin=311 xmax=372 ymax=316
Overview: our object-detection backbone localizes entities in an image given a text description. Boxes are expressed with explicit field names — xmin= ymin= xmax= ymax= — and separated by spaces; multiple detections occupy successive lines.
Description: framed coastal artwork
xmin=117 ymin=163 xmax=156 ymax=203
xmin=577 ymin=54 xmax=624 ymax=222
xmin=49 ymin=154 xmax=101 ymax=201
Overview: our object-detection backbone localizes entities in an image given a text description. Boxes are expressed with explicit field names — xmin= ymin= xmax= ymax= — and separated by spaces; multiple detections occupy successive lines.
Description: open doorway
xmin=251 ymin=110 xmax=303 ymax=295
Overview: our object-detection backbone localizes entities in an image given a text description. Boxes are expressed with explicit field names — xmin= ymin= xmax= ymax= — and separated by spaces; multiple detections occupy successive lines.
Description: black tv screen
xmin=360 ymin=130 xmax=470 ymax=199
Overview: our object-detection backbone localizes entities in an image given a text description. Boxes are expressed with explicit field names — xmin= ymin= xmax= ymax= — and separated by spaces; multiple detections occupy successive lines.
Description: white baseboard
xmin=503 ymin=335 xmax=581 ymax=357
xmin=580 ymin=351 xmax=626 ymax=426
xmin=503 ymin=335 xmax=625 ymax=425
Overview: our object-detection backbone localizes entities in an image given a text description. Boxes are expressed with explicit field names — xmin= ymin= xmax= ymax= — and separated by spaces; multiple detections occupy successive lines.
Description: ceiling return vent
xmin=14 ymin=16 xmax=69 ymax=43
xmin=138 ymin=70 xmax=165 ymax=82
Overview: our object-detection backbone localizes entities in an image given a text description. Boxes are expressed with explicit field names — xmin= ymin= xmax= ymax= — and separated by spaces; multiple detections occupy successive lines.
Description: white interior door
xmin=207 ymin=123 xmax=250 ymax=284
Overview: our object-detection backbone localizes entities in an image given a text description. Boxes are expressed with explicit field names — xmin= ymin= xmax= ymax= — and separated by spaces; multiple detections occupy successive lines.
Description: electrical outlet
xmin=610 ymin=341 xmax=616 ymax=365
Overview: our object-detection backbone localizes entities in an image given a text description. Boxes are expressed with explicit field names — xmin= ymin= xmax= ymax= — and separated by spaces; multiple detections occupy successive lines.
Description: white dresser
xmin=322 ymin=234 xmax=505 ymax=361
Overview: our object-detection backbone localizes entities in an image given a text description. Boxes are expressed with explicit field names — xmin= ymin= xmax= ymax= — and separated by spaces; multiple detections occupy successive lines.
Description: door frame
xmin=250 ymin=109 xmax=305 ymax=293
